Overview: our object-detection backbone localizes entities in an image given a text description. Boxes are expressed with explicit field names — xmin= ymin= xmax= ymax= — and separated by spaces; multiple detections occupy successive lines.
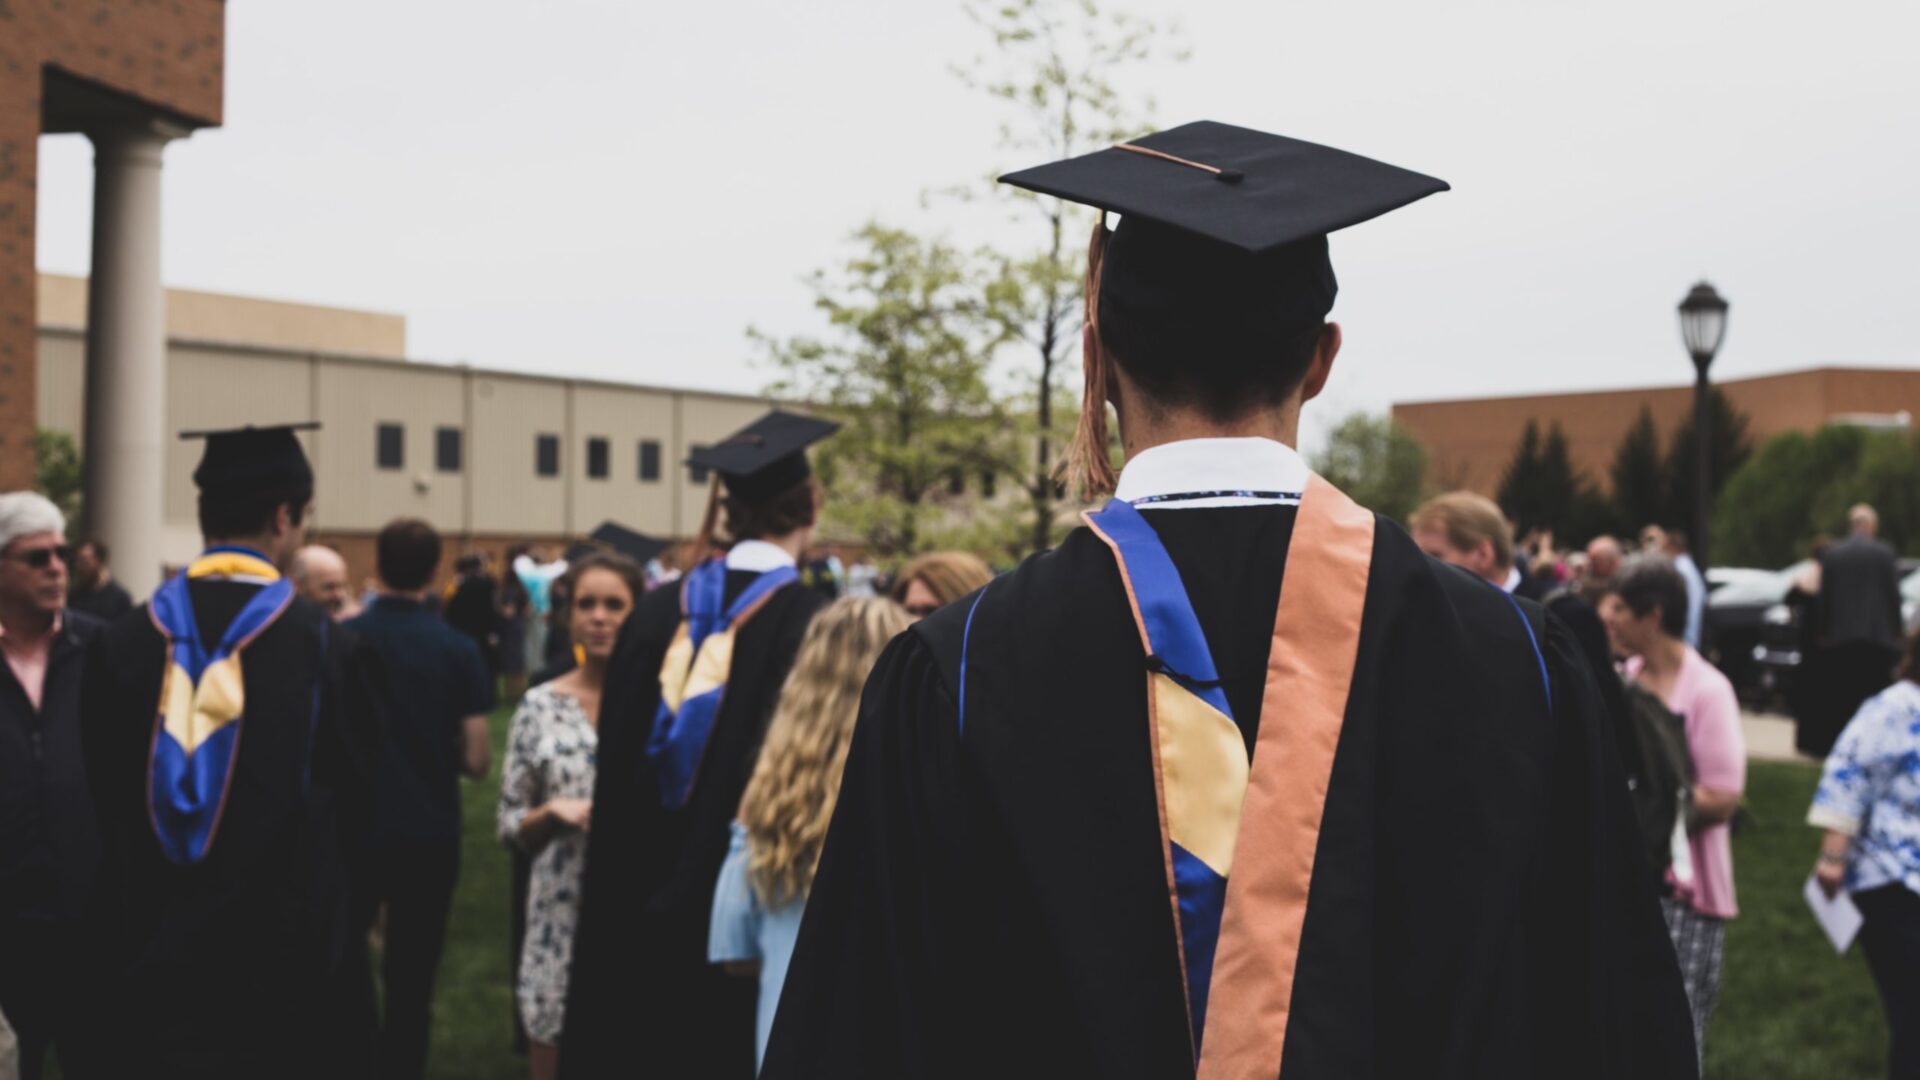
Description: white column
xmin=82 ymin=121 xmax=181 ymax=600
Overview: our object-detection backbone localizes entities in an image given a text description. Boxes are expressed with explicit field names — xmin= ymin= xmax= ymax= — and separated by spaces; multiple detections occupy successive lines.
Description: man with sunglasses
xmin=0 ymin=492 xmax=103 ymax=1079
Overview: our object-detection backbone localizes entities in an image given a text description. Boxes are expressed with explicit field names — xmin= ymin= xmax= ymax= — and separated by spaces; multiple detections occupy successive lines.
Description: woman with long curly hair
xmin=708 ymin=596 xmax=911 ymax=1070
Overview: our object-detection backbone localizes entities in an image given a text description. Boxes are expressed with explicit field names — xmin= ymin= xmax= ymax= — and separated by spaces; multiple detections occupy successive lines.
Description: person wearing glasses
xmin=889 ymin=552 xmax=994 ymax=621
xmin=0 ymin=493 xmax=102 ymax=1080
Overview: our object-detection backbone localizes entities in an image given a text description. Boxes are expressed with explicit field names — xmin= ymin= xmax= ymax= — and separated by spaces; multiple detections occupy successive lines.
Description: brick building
xmin=2 ymin=0 xmax=227 ymax=594
xmin=1393 ymin=367 xmax=1920 ymax=496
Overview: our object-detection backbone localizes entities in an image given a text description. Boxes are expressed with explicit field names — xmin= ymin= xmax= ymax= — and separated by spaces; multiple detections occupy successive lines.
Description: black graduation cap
xmin=580 ymin=521 xmax=670 ymax=565
xmin=687 ymin=411 xmax=840 ymax=502
xmin=179 ymin=422 xmax=319 ymax=496
xmin=999 ymin=120 xmax=1448 ymax=325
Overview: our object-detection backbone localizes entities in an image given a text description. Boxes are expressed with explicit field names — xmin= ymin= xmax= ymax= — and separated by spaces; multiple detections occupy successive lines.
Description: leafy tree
xmin=757 ymin=224 xmax=1019 ymax=561
xmin=1661 ymin=387 xmax=1754 ymax=536
xmin=956 ymin=0 xmax=1181 ymax=553
xmin=1711 ymin=424 xmax=1915 ymax=567
xmin=34 ymin=429 xmax=83 ymax=523
xmin=1849 ymin=431 xmax=1920 ymax=555
xmin=1312 ymin=412 xmax=1429 ymax=524
xmin=1609 ymin=406 xmax=1665 ymax=536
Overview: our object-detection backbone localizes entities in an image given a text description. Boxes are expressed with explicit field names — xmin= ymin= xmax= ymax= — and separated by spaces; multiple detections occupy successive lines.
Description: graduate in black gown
xmin=561 ymin=413 xmax=834 ymax=1079
xmin=762 ymin=124 xmax=1696 ymax=1080
xmin=78 ymin=425 xmax=383 ymax=1080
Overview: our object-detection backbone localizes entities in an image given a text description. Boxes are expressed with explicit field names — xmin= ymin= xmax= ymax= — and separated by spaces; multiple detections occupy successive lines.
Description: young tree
xmin=1311 ymin=412 xmax=1429 ymax=525
xmin=757 ymin=224 xmax=1018 ymax=561
xmin=1610 ymin=405 xmax=1665 ymax=535
xmin=34 ymin=429 xmax=83 ymax=522
xmin=956 ymin=0 xmax=1181 ymax=554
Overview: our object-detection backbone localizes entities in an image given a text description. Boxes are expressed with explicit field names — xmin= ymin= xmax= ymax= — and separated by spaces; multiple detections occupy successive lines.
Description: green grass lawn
xmin=1708 ymin=760 xmax=1888 ymax=1079
xmin=427 ymin=703 xmax=523 ymax=1080
xmin=420 ymin=709 xmax=1889 ymax=1078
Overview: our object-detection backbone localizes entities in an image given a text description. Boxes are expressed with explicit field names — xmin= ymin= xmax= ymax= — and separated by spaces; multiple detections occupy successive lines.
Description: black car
xmin=1705 ymin=563 xmax=1806 ymax=707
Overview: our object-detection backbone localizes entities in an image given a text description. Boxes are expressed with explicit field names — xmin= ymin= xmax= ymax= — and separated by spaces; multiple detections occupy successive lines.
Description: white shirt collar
xmin=725 ymin=539 xmax=797 ymax=572
xmin=1502 ymin=565 xmax=1523 ymax=593
xmin=1111 ymin=437 xmax=1310 ymax=509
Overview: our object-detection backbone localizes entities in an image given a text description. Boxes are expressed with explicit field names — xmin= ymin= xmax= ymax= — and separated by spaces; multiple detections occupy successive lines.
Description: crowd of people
xmin=4 ymin=119 xmax=1919 ymax=1080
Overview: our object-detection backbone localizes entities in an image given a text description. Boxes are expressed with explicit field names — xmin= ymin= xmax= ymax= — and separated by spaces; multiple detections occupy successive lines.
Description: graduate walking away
xmin=78 ymin=425 xmax=384 ymax=1080
xmin=560 ymin=412 xmax=834 ymax=1079
xmin=762 ymin=122 xmax=1696 ymax=1080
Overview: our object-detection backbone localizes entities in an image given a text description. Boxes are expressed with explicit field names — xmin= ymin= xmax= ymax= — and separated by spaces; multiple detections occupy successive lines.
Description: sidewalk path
xmin=1743 ymin=710 xmax=1814 ymax=764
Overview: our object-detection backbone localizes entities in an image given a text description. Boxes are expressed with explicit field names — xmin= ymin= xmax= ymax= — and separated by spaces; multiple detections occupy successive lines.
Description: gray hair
xmin=0 ymin=492 xmax=67 ymax=554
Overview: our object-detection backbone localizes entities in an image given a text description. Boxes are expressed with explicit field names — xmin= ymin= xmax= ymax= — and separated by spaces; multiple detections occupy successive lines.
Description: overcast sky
xmin=34 ymin=0 xmax=1920 ymax=452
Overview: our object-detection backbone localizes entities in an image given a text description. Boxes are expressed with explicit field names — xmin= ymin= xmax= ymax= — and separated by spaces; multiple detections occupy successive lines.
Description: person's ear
xmin=1299 ymin=322 xmax=1342 ymax=403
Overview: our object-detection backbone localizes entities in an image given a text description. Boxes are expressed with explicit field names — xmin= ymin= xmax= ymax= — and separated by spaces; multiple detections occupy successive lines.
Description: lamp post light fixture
xmin=1678 ymin=281 xmax=1730 ymax=573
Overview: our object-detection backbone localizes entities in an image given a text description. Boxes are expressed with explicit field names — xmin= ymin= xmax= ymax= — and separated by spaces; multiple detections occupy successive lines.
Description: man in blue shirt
xmin=1641 ymin=526 xmax=1707 ymax=649
xmin=343 ymin=518 xmax=493 ymax=1080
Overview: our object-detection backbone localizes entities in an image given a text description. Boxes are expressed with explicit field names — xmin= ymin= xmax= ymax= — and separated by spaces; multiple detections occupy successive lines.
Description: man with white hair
xmin=291 ymin=544 xmax=360 ymax=621
xmin=0 ymin=492 xmax=103 ymax=1079
xmin=1799 ymin=502 xmax=1905 ymax=756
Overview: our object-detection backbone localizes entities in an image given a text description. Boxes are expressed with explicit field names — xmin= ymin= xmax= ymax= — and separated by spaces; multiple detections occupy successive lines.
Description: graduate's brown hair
xmin=1064 ymin=217 xmax=1327 ymax=498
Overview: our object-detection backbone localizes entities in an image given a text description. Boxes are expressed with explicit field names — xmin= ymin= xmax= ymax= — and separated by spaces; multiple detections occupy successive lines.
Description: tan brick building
xmin=1393 ymin=367 xmax=1920 ymax=496
xmin=35 ymin=273 xmax=777 ymax=590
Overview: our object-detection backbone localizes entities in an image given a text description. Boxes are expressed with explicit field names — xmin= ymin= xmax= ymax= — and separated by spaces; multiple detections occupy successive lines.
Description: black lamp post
xmin=1678 ymin=281 xmax=1730 ymax=572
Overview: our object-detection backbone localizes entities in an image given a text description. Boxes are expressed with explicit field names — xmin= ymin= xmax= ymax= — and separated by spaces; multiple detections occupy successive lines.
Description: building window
xmin=947 ymin=468 xmax=966 ymax=496
xmin=535 ymin=434 xmax=560 ymax=478
xmin=981 ymin=470 xmax=997 ymax=498
xmin=586 ymin=436 xmax=610 ymax=480
xmin=376 ymin=423 xmax=404 ymax=470
xmin=435 ymin=427 xmax=462 ymax=473
xmin=688 ymin=444 xmax=710 ymax=485
xmin=639 ymin=439 xmax=662 ymax=482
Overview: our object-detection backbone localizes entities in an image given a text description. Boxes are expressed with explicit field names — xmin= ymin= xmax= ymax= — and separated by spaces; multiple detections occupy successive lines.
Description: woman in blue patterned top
xmin=1809 ymin=628 xmax=1920 ymax=1078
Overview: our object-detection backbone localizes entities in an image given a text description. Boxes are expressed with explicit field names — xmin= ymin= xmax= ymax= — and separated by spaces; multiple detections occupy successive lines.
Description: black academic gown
xmin=561 ymin=569 xmax=827 ymax=1079
xmin=78 ymin=583 xmax=383 ymax=1080
xmin=762 ymin=507 xmax=1697 ymax=1080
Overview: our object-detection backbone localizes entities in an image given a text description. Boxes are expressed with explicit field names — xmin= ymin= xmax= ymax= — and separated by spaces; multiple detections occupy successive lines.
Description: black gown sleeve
xmin=1533 ymin=611 xmax=1698 ymax=1079
xmin=758 ymin=630 xmax=973 ymax=1080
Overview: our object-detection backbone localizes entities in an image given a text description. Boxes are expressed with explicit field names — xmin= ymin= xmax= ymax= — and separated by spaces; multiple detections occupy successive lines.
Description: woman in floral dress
xmin=498 ymin=552 xmax=644 ymax=1080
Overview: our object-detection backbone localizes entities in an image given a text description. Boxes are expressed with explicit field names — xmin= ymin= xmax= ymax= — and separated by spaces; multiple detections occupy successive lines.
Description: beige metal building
xmin=35 ymin=273 xmax=776 ymax=587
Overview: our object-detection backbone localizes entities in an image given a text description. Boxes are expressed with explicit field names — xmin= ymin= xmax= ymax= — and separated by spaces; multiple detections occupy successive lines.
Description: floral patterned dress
xmin=497 ymin=683 xmax=599 ymax=1043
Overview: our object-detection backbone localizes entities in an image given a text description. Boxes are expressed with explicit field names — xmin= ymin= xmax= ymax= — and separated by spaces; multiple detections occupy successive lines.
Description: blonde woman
xmin=708 ymin=597 xmax=912 ymax=1070
xmin=889 ymin=551 xmax=994 ymax=620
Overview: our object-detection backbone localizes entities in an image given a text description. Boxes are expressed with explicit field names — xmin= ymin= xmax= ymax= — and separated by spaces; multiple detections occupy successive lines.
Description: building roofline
xmin=37 ymin=325 xmax=781 ymax=407
xmin=1392 ymin=365 xmax=1910 ymax=410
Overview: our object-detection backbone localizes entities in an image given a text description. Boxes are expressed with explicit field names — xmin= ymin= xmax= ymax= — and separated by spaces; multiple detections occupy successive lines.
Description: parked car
xmin=1706 ymin=562 xmax=1807 ymax=706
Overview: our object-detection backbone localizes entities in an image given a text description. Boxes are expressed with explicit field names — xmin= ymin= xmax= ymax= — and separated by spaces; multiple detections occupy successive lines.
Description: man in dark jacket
xmin=1800 ymin=503 xmax=1906 ymax=756
xmin=0 ymin=492 xmax=101 ymax=1079
xmin=65 ymin=539 xmax=133 ymax=623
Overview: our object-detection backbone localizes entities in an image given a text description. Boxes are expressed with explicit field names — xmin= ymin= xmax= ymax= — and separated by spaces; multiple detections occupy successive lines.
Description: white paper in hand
xmin=1803 ymin=875 xmax=1864 ymax=955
